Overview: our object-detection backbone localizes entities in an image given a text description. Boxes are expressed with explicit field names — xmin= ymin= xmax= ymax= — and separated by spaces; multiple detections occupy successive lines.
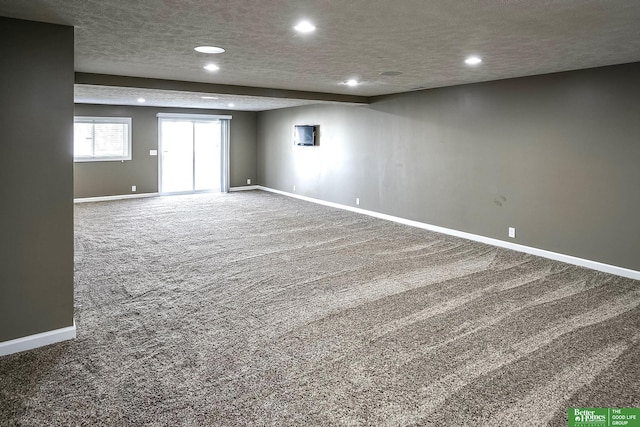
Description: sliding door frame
xmin=157 ymin=113 xmax=232 ymax=195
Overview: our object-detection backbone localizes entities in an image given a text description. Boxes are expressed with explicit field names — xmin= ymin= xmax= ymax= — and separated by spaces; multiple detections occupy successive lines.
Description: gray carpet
xmin=1 ymin=191 xmax=638 ymax=426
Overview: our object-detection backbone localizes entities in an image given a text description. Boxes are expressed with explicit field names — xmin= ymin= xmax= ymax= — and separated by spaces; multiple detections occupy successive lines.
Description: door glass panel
xmin=194 ymin=121 xmax=221 ymax=191
xmin=161 ymin=120 xmax=194 ymax=193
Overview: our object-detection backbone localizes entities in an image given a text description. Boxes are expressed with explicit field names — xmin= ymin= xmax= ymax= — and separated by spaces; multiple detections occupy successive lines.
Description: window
xmin=74 ymin=117 xmax=132 ymax=162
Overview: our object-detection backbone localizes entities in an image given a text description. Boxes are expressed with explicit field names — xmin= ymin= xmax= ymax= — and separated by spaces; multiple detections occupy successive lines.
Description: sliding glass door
xmin=158 ymin=114 xmax=231 ymax=194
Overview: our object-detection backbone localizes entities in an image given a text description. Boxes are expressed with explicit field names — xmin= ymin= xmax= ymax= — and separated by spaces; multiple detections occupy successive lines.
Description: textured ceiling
xmin=2 ymin=0 xmax=640 ymax=109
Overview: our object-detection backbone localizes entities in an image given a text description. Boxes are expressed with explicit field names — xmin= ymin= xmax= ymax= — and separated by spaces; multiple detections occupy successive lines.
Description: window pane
xmin=74 ymin=117 xmax=131 ymax=162
xmin=94 ymin=123 xmax=128 ymax=157
xmin=74 ymin=122 xmax=94 ymax=157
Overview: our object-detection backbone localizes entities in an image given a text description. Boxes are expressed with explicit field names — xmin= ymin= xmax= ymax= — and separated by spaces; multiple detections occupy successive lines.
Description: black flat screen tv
xmin=294 ymin=125 xmax=317 ymax=146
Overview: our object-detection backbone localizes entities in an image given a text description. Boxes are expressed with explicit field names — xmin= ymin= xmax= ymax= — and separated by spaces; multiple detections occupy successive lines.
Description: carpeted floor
xmin=1 ymin=191 xmax=638 ymax=426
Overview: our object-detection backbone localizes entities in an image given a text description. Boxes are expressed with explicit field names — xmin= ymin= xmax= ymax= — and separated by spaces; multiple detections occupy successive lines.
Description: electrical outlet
xmin=247 ymin=178 xmax=251 ymax=185
xmin=356 ymin=198 xmax=360 ymax=206
xmin=131 ymin=185 xmax=137 ymax=192
xmin=508 ymin=227 xmax=516 ymax=238
xmin=293 ymin=185 xmax=296 ymax=191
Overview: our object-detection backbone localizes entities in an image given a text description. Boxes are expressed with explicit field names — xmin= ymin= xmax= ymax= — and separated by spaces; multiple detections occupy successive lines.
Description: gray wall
xmin=0 ymin=18 xmax=74 ymax=341
xmin=74 ymin=104 xmax=257 ymax=198
xmin=257 ymin=63 xmax=640 ymax=272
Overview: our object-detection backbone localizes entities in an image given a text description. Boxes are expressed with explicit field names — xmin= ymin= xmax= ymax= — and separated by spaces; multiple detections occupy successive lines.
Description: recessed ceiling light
xmin=465 ymin=56 xmax=482 ymax=65
xmin=201 ymin=96 xmax=219 ymax=100
xmin=137 ymin=98 xmax=146 ymax=103
xmin=346 ymin=79 xmax=359 ymax=87
xmin=204 ymin=64 xmax=220 ymax=72
xmin=228 ymin=103 xmax=235 ymax=107
xmin=294 ymin=20 xmax=316 ymax=33
xmin=194 ymin=46 xmax=225 ymax=54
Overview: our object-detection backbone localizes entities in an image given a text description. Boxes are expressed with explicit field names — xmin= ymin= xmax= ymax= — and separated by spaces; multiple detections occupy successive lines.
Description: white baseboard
xmin=230 ymin=185 xmax=259 ymax=192
xmin=257 ymin=186 xmax=640 ymax=281
xmin=0 ymin=321 xmax=76 ymax=357
xmin=74 ymin=192 xmax=160 ymax=203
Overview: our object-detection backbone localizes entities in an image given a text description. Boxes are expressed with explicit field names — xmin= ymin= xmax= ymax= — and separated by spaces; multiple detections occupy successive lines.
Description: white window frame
xmin=74 ymin=116 xmax=132 ymax=162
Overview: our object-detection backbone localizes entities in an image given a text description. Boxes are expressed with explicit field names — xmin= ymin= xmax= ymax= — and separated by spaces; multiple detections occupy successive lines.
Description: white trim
xmin=256 ymin=186 xmax=640 ymax=281
xmin=74 ymin=192 xmax=160 ymax=203
xmin=157 ymin=118 xmax=163 ymax=194
xmin=0 ymin=321 xmax=76 ymax=356
xmin=229 ymin=185 xmax=259 ymax=192
xmin=221 ymin=119 xmax=231 ymax=193
xmin=156 ymin=113 xmax=232 ymax=120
